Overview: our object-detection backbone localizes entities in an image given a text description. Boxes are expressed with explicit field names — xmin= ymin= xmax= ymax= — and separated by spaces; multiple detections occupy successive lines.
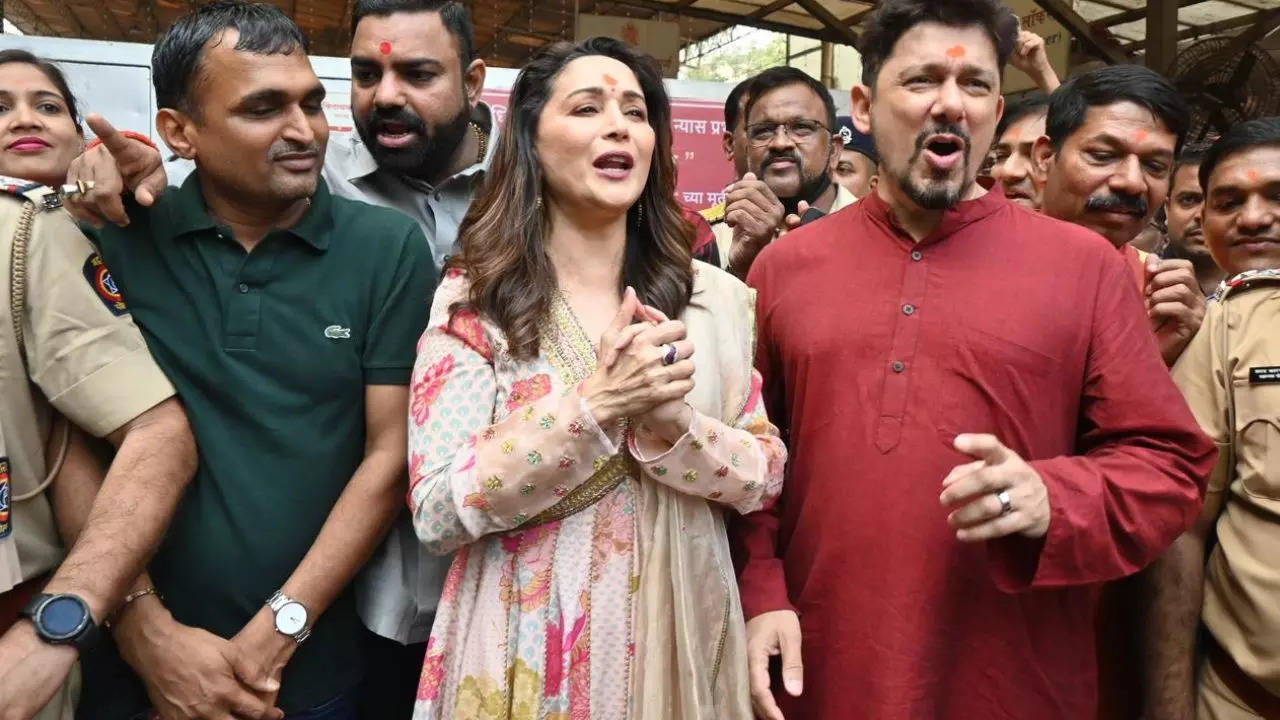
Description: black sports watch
xmin=20 ymin=593 xmax=100 ymax=652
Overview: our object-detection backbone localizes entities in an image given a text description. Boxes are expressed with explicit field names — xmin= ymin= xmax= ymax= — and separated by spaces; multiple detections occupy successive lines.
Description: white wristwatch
xmin=266 ymin=590 xmax=311 ymax=644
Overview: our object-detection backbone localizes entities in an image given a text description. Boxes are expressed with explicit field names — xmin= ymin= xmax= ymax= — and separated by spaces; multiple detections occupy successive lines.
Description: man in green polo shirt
xmin=77 ymin=3 xmax=437 ymax=718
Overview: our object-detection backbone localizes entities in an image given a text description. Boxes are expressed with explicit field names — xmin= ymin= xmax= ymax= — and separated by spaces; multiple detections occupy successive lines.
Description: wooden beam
xmin=1099 ymin=0 xmax=1203 ymax=29
xmin=1036 ymin=0 xmax=1130 ymax=64
xmin=840 ymin=6 xmax=875 ymax=26
xmin=606 ymin=0 xmax=845 ymax=43
xmin=5 ymin=0 xmax=57 ymax=35
xmin=791 ymin=0 xmax=859 ymax=47
xmin=1146 ymin=0 xmax=1179 ymax=74
xmin=749 ymin=0 xmax=796 ymax=20
xmin=1121 ymin=9 xmax=1280 ymax=51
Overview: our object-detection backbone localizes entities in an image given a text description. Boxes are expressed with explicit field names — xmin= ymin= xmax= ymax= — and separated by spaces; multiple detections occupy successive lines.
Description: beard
xmin=886 ymin=122 xmax=973 ymax=211
xmin=758 ymin=150 xmax=833 ymax=215
xmin=354 ymin=101 xmax=472 ymax=180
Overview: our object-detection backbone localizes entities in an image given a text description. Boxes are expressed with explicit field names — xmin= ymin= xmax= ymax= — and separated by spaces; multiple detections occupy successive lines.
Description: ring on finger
xmin=995 ymin=489 xmax=1013 ymax=516
xmin=661 ymin=343 xmax=679 ymax=366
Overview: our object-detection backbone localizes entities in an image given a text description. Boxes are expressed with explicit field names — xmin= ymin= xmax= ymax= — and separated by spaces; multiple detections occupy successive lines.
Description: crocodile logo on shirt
xmin=324 ymin=325 xmax=351 ymax=340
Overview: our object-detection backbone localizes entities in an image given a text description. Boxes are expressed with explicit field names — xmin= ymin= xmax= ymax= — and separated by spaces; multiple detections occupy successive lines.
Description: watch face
xmin=40 ymin=596 xmax=88 ymax=639
xmin=275 ymin=602 xmax=307 ymax=635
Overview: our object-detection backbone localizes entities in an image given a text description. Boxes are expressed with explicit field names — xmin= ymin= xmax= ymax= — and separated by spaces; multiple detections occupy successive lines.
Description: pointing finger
xmin=953 ymin=433 xmax=1010 ymax=464
xmin=84 ymin=113 xmax=132 ymax=158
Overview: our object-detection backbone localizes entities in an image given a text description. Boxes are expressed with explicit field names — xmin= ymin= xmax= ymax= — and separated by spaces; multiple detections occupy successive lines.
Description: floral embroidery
xmin=513 ymin=513 xmax=528 ymax=525
xmin=481 ymin=427 xmax=496 ymax=442
xmin=464 ymin=492 xmax=492 ymax=511
xmin=730 ymin=453 xmax=741 ymax=468
xmin=592 ymin=456 xmax=608 ymax=472
xmin=454 ymin=659 xmax=541 ymax=720
xmin=557 ymin=455 xmax=576 ymax=471
xmin=691 ymin=438 xmax=704 ymax=451
xmin=499 ymin=525 xmax=558 ymax=611
xmin=501 ymin=440 xmax=516 ymax=455
xmin=709 ymin=490 xmax=723 ymax=499
xmin=446 ymin=308 xmax=493 ymax=360
xmin=714 ymin=465 xmax=730 ymax=478
xmin=544 ymin=612 xmax=587 ymax=696
xmin=553 ymin=484 xmax=569 ymax=497
xmin=539 ymin=414 xmax=556 ymax=429
xmin=416 ymin=637 xmax=445 ymax=701
xmin=507 ymin=374 xmax=552 ymax=412
xmin=411 ymin=354 xmax=455 ymax=426
xmin=744 ymin=480 xmax=760 ymax=493
xmin=567 ymin=419 xmax=585 ymax=437
xmin=707 ymin=430 xmax=720 ymax=445
xmin=520 ymin=483 xmax=536 ymax=495
xmin=485 ymin=476 xmax=503 ymax=490
xmin=682 ymin=470 xmax=698 ymax=483
xmin=653 ymin=465 xmax=668 ymax=477
xmin=527 ymin=450 xmax=544 ymax=466
xmin=522 ymin=406 xmax=537 ymax=422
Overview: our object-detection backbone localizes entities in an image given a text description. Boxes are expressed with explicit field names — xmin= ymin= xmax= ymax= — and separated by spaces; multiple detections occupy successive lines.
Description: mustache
xmin=269 ymin=140 xmax=320 ymax=159
xmin=366 ymin=105 xmax=426 ymax=134
xmin=1085 ymin=193 xmax=1148 ymax=216
xmin=914 ymin=123 xmax=972 ymax=153
xmin=762 ymin=151 xmax=803 ymax=172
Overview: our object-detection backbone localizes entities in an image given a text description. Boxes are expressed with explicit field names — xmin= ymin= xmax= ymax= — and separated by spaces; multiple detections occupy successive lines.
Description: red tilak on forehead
xmin=1248 ymin=168 xmax=1261 ymax=183
xmin=379 ymin=41 xmax=392 ymax=55
xmin=946 ymin=45 xmax=966 ymax=58
xmin=1133 ymin=129 xmax=1149 ymax=143
xmin=603 ymin=73 xmax=619 ymax=86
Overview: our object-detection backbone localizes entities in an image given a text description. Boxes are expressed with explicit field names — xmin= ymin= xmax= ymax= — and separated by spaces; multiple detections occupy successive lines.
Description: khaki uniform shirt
xmin=701 ymin=183 xmax=858 ymax=270
xmin=0 ymin=179 xmax=174 ymax=593
xmin=1171 ymin=268 xmax=1280 ymax=693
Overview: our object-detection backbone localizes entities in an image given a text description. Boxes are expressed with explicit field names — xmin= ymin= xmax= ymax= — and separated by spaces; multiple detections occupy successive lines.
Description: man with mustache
xmin=1164 ymin=144 xmax=1225 ymax=297
xmin=1033 ymin=65 xmax=1205 ymax=365
xmin=73 ymin=3 xmax=436 ymax=719
xmin=734 ymin=1 xmax=1214 ymax=718
xmin=1146 ymin=117 xmax=1280 ymax=720
xmin=66 ymin=1 xmax=485 ymax=714
xmin=717 ymin=66 xmax=855 ymax=278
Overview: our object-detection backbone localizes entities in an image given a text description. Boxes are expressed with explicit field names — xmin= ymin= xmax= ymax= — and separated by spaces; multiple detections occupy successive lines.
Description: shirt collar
xmin=344 ymin=101 xmax=497 ymax=187
xmin=861 ymin=181 xmax=1009 ymax=247
xmin=167 ymin=171 xmax=334 ymax=252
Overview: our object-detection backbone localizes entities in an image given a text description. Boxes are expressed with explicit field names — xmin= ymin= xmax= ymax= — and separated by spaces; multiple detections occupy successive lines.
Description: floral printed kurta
xmin=408 ymin=272 xmax=786 ymax=719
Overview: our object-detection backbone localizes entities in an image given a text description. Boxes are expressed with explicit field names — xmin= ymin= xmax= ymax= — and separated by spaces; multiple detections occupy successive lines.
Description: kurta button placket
xmin=875 ymin=245 xmax=929 ymax=452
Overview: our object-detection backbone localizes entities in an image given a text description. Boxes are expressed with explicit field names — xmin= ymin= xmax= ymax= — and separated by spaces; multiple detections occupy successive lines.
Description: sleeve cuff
xmin=50 ymin=346 xmax=175 ymax=437
xmin=577 ymin=396 xmax=619 ymax=456
xmin=739 ymin=559 xmax=796 ymax=619
xmin=364 ymin=365 xmax=413 ymax=385
xmin=628 ymin=408 xmax=699 ymax=463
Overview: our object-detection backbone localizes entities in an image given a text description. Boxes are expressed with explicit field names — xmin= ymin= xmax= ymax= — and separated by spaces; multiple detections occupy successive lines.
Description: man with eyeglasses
xmin=713 ymin=67 xmax=855 ymax=278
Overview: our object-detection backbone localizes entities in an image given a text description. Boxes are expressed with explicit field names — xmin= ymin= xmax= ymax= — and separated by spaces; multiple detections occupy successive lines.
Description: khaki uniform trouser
xmin=31 ymin=664 xmax=79 ymax=720
xmin=1200 ymin=658 xmax=1265 ymax=720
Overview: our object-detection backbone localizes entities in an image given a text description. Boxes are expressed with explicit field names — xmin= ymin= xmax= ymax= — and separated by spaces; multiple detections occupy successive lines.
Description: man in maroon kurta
xmin=733 ymin=1 xmax=1217 ymax=718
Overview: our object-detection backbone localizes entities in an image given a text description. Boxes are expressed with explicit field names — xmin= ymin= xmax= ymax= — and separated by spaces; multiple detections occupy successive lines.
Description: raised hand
xmin=64 ymin=114 xmax=168 ymax=228
xmin=1145 ymin=256 xmax=1204 ymax=367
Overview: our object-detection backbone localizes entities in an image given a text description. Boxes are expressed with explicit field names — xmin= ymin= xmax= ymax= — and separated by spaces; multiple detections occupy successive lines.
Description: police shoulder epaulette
xmin=0 ymin=174 xmax=62 ymax=212
xmin=700 ymin=203 xmax=726 ymax=225
xmin=1221 ymin=268 xmax=1280 ymax=300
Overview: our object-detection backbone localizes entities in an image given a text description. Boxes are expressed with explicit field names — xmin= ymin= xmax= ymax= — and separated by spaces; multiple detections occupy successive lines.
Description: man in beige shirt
xmin=1146 ymin=118 xmax=1280 ymax=720
xmin=0 ymin=177 xmax=195 ymax=720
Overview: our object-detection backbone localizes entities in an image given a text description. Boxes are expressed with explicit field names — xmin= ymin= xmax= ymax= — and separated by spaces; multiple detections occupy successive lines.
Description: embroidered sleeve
xmin=408 ymin=319 xmax=618 ymax=555
xmin=627 ymin=370 xmax=786 ymax=514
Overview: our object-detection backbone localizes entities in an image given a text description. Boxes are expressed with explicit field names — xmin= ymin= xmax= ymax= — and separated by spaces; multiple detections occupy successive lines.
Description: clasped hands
xmin=581 ymin=287 xmax=695 ymax=447
xmin=113 ymin=597 xmax=291 ymax=720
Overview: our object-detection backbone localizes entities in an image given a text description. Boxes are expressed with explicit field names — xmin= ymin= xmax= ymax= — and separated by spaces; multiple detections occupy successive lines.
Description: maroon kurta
xmin=735 ymin=189 xmax=1216 ymax=719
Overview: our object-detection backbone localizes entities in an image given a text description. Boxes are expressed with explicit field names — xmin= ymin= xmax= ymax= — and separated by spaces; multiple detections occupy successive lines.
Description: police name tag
xmin=1249 ymin=366 xmax=1280 ymax=385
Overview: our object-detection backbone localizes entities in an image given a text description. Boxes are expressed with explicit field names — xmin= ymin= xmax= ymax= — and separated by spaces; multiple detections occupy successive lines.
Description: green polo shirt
xmin=86 ymin=174 xmax=437 ymax=713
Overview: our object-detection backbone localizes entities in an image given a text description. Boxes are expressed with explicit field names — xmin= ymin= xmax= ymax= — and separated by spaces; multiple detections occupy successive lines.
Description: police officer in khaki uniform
xmin=1144 ymin=118 xmax=1280 ymax=720
xmin=0 ymin=175 xmax=196 ymax=720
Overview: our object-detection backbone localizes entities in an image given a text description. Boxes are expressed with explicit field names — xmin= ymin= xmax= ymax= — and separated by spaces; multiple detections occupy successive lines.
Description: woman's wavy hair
xmin=450 ymin=36 xmax=694 ymax=360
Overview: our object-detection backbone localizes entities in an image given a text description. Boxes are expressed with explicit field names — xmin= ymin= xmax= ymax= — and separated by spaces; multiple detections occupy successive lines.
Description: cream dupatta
xmin=532 ymin=261 xmax=756 ymax=719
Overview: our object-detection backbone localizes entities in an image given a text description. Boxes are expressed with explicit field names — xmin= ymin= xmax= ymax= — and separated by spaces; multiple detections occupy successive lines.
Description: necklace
xmin=469 ymin=121 xmax=489 ymax=165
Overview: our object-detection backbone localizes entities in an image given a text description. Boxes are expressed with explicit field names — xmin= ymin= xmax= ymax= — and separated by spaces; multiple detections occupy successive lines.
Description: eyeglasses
xmin=746 ymin=120 xmax=831 ymax=146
